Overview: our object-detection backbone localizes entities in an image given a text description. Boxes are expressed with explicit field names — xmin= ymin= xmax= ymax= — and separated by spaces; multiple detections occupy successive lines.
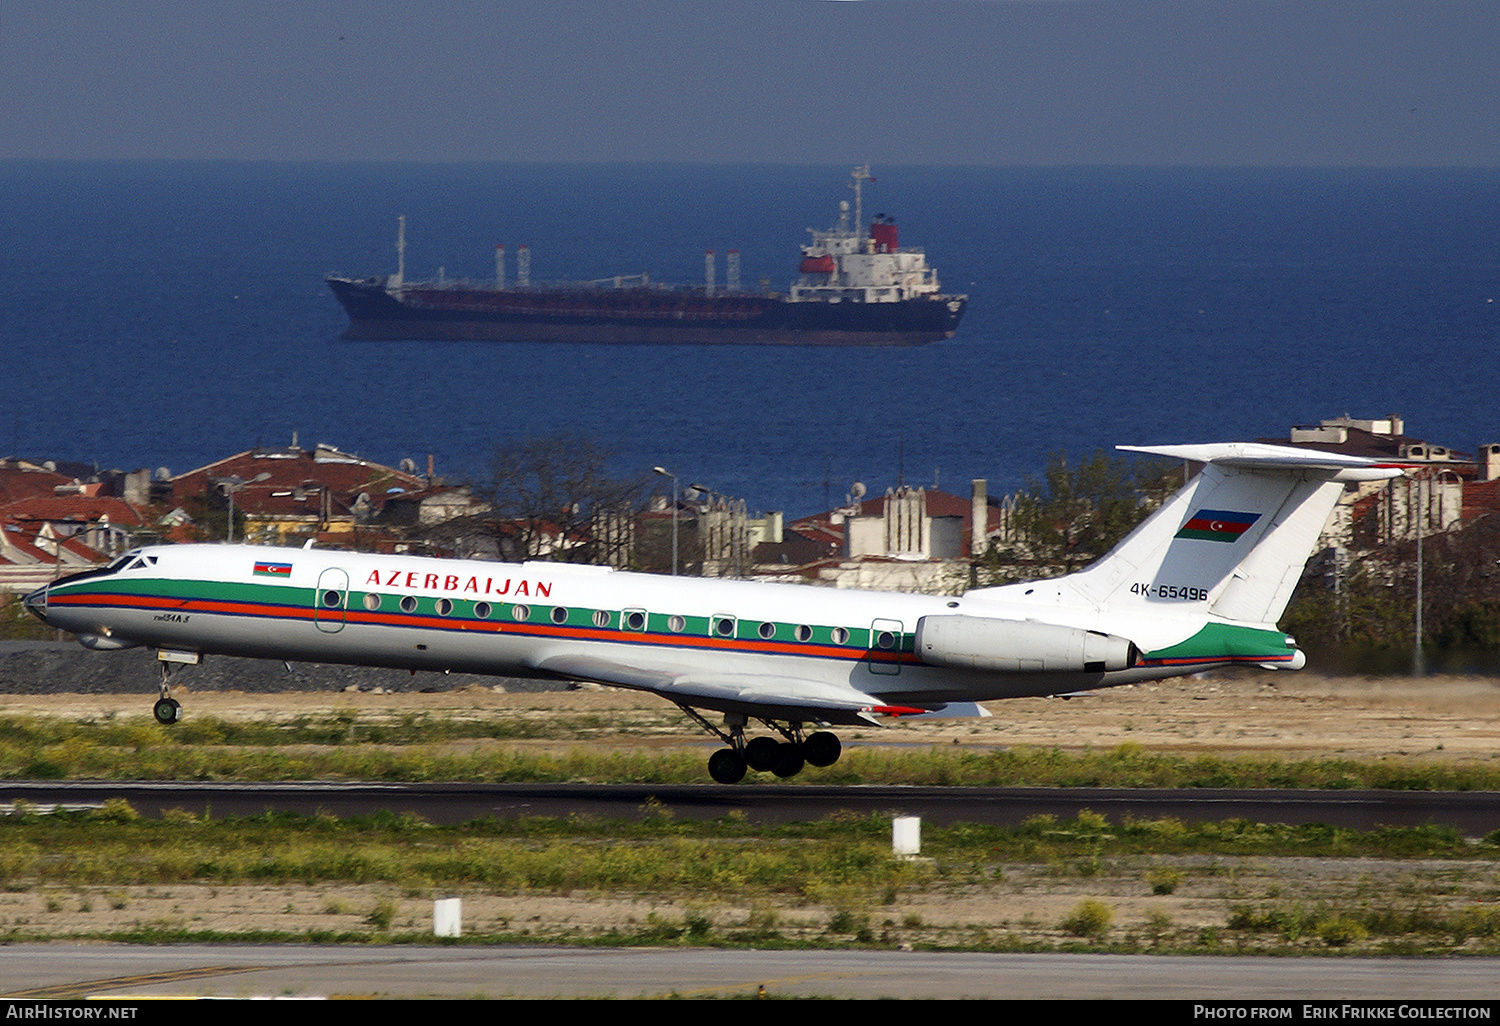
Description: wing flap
xmin=530 ymin=652 xmax=913 ymax=724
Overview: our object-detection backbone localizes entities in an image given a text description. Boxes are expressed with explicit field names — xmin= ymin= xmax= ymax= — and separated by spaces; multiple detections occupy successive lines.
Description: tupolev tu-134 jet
xmin=24 ymin=442 xmax=1405 ymax=782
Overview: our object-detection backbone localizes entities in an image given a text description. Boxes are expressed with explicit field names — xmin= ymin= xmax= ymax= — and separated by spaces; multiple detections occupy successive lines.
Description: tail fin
xmin=1048 ymin=443 xmax=1404 ymax=626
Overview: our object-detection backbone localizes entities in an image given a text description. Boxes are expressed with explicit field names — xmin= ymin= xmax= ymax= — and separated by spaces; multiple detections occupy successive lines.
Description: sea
xmin=1 ymin=161 xmax=1496 ymax=519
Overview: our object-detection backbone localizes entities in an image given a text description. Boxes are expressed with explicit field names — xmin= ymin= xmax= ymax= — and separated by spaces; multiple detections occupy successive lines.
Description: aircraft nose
xmin=22 ymin=585 xmax=48 ymax=622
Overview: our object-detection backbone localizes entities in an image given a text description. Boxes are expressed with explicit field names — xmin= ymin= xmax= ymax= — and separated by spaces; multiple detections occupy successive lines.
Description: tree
xmin=474 ymin=434 xmax=647 ymax=566
xmin=1281 ymin=510 xmax=1500 ymax=657
xmin=1006 ymin=450 xmax=1176 ymax=574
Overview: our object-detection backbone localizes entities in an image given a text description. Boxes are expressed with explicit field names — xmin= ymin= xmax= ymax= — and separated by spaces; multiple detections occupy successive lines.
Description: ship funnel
xmin=495 ymin=245 xmax=505 ymax=288
xmin=705 ymin=250 xmax=716 ymax=297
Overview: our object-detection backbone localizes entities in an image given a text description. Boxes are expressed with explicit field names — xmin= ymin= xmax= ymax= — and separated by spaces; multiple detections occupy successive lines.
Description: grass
xmin=1 ymin=803 xmax=1490 ymax=888
xmin=1 ymin=804 xmax=1498 ymax=954
xmin=4 ymin=712 xmax=1500 ymax=789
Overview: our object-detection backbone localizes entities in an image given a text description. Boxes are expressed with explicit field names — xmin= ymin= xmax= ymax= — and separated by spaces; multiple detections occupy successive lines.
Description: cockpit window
xmin=106 ymin=550 xmax=159 ymax=573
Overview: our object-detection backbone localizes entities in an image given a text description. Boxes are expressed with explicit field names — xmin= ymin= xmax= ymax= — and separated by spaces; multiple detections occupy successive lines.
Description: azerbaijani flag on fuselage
xmin=253 ymin=561 xmax=293 ymax=578
xmin=1175 ymin=509 xmax=1261 ymax=543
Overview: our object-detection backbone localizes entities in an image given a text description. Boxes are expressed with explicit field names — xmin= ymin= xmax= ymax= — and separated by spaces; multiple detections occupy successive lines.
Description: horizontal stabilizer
xmin=1118 ymin=442 xmax=1409 ymax=482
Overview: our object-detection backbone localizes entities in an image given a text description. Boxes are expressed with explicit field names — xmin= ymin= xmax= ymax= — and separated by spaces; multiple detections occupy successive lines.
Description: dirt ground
xmin=4 ymin=671 xmax=1500 ymax=950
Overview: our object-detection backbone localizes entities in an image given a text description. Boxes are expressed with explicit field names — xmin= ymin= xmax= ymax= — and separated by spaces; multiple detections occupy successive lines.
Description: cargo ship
xmin=326 ymin=165 xmax=966 ymax=346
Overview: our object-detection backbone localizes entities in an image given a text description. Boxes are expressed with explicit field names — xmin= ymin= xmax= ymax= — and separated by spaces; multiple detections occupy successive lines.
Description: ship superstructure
xmin=790 ymin=164 xmax=948 ymax=308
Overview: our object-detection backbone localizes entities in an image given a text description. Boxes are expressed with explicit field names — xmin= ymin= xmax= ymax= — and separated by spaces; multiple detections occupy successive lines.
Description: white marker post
xmin=892 ymin=816 xmax=920 ymax=857
xmin=434 ymin=897 xmax=462 ymax=937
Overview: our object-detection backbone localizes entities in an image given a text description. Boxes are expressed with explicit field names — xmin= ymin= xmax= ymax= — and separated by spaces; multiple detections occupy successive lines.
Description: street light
xmin=1414 ymin=469 xmax=1425 ymax=676
xmin=211 ymin=472 xmax=271 ymax=543
xmin=652 ymin=466 xmax=679 ymax=576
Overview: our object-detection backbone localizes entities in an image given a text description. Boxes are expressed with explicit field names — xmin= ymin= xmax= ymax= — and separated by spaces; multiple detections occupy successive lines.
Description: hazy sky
xmin=4 ymin=0 xmax=1498 ymax=166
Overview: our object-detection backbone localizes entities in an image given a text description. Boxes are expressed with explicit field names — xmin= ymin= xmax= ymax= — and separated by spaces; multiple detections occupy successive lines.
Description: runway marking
xmin=5 ymin=965 xmax=277 ymax=999
xmin=665 ymin=971 xmax=880 ymax=998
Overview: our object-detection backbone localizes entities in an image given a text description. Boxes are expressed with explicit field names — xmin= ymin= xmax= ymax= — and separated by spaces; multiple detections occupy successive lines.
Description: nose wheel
xmin=153 ymin=697 xmax=182 ymax=725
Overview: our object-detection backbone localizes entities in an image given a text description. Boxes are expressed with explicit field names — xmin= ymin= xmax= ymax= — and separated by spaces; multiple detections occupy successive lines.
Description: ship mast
xmin=850 ymin=163 xmax=873 ymax=240
xmin=394 ymin=214 xmax=406 ymax=287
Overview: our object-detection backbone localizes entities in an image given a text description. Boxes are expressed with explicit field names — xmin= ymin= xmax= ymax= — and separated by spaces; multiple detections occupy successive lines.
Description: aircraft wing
xmin=529 ymin=652 xmax=936 ymax=726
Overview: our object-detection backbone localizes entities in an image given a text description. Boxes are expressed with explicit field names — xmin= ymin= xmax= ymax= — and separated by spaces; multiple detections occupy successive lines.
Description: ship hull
xmin=327 ymin=278 xmax=966 ymax=346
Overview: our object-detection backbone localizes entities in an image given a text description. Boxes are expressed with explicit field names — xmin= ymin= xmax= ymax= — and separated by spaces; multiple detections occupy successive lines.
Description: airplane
xmin=21 ymin=441 xmax=1405 ymax=783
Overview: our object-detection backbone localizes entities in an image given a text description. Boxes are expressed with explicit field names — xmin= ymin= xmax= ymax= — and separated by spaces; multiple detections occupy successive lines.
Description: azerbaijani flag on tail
xmin=253 ymin=561 xmax=293 ymax=578
xmin=1175 ymin=509 xmax=1261 ymax=543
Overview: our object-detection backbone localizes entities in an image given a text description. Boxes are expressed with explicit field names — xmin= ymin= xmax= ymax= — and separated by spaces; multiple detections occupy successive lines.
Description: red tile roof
xmin=0 ymin=465 xmax=79 ymax=504
xmin=0 ymin=495 xmax=146 ymax=527
xmin=170 ymin=445 xmax=430 ymax=521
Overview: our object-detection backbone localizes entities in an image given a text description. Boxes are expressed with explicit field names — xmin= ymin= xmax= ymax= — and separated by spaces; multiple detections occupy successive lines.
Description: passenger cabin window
xmin=363 ymin=594 xmax=381 ymax=611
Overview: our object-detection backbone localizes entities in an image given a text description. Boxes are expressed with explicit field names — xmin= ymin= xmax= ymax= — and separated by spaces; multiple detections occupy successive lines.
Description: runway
xmin=4 ymin=944 xmax=1500 ymax=1000
xmin=5 ymin=780 xmax=1500 ymax=833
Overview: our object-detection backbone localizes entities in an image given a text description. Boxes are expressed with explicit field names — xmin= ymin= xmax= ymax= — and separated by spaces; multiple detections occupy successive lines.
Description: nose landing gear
xmin=152 ymin=653 xmax=196 ymax=725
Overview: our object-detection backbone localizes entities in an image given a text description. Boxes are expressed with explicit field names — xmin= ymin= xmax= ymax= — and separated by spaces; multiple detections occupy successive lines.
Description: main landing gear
xmin=678 ymin=706 xmax=842 ymax=784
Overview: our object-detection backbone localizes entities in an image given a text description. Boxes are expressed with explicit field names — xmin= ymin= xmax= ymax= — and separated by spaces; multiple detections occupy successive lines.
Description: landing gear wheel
xmin=803 ymin=731 xmax=842 ymax=767
xmin=771 ymin=742 xmax=805 ymax=779
xmin=745 ymin=736 xmax=781 ymax=772
xmin=153 ymin=697 xmax=182 ymax=725
xmin=707 ymin=748 xmax=747 ymax=784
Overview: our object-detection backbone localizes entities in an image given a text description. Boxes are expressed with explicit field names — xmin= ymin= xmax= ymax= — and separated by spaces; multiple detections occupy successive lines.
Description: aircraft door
xmin=314 ymin=568 xmax=350 ymax=633
xmin=867 ymin=618 xmax=904 ymax=675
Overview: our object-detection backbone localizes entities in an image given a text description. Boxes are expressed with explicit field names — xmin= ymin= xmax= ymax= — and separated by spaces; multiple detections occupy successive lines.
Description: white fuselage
xmin=33 ymin=543 xmax=1224 ymax=713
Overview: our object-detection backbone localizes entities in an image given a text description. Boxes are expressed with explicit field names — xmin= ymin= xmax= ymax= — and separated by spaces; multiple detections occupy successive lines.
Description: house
xmin=167 ymin=442 xmax=470 ymax=544
xmin=0 ymin=492 xmax=147 ymax=593
xmin=749 ymin=481 xmax=1002 ymax=593
xmin=1260 ymin=415 xmax=1496 ymax=553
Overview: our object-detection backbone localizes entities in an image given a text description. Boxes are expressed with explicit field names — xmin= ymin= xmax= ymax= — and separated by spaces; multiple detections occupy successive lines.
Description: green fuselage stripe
xmin=48 ymin=576 xmax=916 ymax=661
